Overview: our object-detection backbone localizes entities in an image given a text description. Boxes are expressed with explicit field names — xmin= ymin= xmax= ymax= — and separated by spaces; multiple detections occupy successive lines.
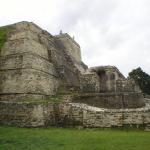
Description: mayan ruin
xmin=0 ymin=21 xmax=150 ymax=130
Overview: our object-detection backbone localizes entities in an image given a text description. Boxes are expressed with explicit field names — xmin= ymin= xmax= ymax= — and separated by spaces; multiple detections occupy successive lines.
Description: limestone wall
xmin=50 ymin=46 xmax=81 ymax=87
xmin=81 ymin=66 xmax=141 ymax=95
xmin=71 ymin=93 xmax=145 ymax=109
xmin=80 ymin=72 xmax=100 ymax=92
xmin=0 ymin=22 xmax=60 ymax=101
xmin=0 ymin=69 xmax=59 ymax=101
xmin=55 ymin=33 xmax=81 ymax=63
xmin=0 ymin=21 xmax=89 ymax=100
xmin=116 ymin=79 xmax=141 ymax=92
xmin=0 ymin=101 xmax=55 ymax=127
xmin=0 ymin=53 xmax=58 ymax=76
xmin=59 ymin=102 xmax=150 ymax=128
xmin=0 ymin=101 xmax=149 ymax=129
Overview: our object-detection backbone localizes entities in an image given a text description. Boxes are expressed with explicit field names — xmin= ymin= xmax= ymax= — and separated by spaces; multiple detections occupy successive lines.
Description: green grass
xmin=0 ymin=126 xmax=150 ymax=150
xmin=0 ymin=26 xmax=8 ymax=50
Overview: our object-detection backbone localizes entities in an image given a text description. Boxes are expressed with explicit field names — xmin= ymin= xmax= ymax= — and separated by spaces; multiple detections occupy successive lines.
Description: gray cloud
xmin=0 ymin=0 xmax=150 ymax=76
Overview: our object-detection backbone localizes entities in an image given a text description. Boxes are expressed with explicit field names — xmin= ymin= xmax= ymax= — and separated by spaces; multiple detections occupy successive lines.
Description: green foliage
xmin=129 ymin=67 xmax=150 ymax=95
xmin=46 ymin=95 xmax=64 ymax=103
xmin=0 ymin=126 xmax=150 ymax=150
xmin=18 ymin=95 xmax=63 ymax=104
xmin=57 ymin=86 xmax=78 ymax=95
xmin=0 ymin=26 xmax=8 ymax=49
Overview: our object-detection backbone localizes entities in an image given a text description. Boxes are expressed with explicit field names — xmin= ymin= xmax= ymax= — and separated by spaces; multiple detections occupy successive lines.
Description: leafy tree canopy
xmin=129 ymin=67 xmax=150 ymax=95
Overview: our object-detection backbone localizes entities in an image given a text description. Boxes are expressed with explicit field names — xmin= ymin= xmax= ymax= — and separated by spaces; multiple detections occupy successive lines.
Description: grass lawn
xmin=0 ymin=126 xmax=150 ymax=150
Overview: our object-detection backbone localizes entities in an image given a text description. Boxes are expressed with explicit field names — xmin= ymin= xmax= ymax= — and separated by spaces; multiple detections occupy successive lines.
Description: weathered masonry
xmin=0 ymin=21 xmax=149 ymax=129
xmin=0 ymin=22 xmax=87 ymax=101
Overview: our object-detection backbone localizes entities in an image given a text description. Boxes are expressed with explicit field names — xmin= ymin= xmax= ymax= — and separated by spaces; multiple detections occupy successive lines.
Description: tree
xmin=129 ymin=67 xmax=150 ymax=95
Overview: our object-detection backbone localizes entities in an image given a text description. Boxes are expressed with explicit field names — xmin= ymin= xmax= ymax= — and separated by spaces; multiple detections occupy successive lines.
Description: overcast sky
xmin=1 ymin=0 xmax=150 ymax=76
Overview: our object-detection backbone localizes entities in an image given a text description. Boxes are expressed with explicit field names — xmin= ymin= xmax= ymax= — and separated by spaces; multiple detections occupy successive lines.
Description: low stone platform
xmin=71 ymin=92 xmax=145 ymax=109
xmin=0 ymin=99 xmax=150 ymax=129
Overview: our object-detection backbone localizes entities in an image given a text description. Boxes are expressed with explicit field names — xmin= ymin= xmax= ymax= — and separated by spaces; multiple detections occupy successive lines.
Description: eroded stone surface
xmin=0 ymin=100 xmax=150 ymax=129
xmin=0 ymin=21 xmax=148 ymax=128
xmin=0 ymin=21 xmax=86 ymax=100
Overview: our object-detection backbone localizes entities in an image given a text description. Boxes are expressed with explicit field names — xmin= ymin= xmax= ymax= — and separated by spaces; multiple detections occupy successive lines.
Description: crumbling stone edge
xmin=0 ymin=100 xmax=150 ymax=131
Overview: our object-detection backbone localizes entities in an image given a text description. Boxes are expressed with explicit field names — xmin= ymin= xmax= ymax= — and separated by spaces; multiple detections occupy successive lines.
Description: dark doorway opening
xmin=97 ymin=70 xmax=107 ymax=92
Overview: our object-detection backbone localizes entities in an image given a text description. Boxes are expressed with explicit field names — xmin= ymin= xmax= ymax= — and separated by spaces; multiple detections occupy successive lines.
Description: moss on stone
xmin=15 ymin=95 xmax=64 ymax=104
xmin=0 ymin=26 xmax=8 ymax=50
xmin=56 ymin=86 xmax=79 ymax=96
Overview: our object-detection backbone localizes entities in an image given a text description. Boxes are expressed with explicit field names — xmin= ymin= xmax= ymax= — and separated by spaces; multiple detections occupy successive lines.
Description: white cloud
xmin=1 ymin=0 xmax=150 ymax=76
